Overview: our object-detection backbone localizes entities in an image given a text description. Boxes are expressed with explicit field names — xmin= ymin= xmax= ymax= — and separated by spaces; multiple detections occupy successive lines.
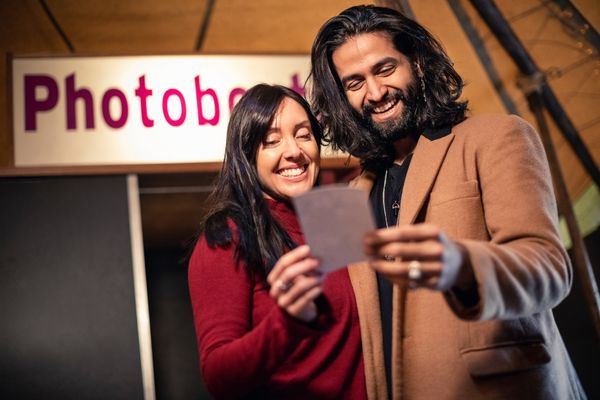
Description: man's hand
xmin=364 ymin=223 xmax=472 ymax=291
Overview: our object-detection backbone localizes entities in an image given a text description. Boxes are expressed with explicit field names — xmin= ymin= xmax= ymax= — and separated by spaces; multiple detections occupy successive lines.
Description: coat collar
xmin=400 ymin=128 xmax=454 ymax=224
xmin=350 ymin=124 xmax=455 ymax=225
xmin=423 ymin=124 xmax=453 ymax=141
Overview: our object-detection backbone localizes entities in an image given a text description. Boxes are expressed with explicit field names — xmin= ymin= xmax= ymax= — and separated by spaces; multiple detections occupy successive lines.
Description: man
xmin=309 ymin=5 xmax=585 ymax=400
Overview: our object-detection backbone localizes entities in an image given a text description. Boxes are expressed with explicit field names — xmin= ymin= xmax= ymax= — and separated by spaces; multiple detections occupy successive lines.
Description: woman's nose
xmin=282 ymin=138 xmax=302 ymax=159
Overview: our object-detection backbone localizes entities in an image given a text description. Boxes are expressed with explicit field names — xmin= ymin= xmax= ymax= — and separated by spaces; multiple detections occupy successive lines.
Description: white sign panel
xmin=12 ymin=55 xmax=311 ymax=167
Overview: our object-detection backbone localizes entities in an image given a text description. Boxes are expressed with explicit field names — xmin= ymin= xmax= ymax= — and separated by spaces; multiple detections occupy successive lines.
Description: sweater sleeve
xmin=446 ymin=115 xmax=572 ymax=320
xmin=188 ymin=233 xmax=321 ymax=399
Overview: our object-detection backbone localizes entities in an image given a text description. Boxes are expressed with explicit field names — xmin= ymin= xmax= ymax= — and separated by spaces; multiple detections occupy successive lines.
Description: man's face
xmin=332 ymin=32 xmax=418 ymax=140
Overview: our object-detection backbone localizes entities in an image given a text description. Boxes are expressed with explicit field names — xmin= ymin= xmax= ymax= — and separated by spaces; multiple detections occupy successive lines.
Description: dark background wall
xmin=554 ymin=227 xmax=600 ymax=399
xmin=0 ymin=176 xmax=144 ymax=400
xmin=145 ymin=248 xmax=211 ymax=400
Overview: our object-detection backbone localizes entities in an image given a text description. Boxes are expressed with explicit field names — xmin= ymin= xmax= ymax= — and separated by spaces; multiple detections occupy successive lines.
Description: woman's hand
xmin=267 ymin=245 xmax=323 ymax=322
xmin=364 ymin=223 xmax=472 ymax=291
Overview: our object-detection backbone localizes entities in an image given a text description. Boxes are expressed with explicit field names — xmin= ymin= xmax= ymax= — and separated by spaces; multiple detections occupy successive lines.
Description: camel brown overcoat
xmin=348 ymin=114 xmax=586 ymax=400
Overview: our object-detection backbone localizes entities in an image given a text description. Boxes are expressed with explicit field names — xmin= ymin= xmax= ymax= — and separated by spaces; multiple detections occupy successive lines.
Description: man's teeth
xmin=279 ymin=166 xmax=306 ymax=177
xmin=373 ymin=99 xmax=398 ymax=114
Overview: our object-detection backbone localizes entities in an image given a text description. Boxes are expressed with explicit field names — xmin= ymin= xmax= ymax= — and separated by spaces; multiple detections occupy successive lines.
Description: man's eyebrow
xmin=371 ymin=57 xmax=398 ymax=72
xmin=340 ymin=57 xmax=398 ymax=85
xmin=341 ymin=73 xmax=363 ymax=86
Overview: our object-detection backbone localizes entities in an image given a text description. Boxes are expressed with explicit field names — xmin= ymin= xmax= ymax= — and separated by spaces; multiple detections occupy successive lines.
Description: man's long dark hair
xmin=309 ymin=5 xmax=467 ymax=170
xmin=199 ymin=84 xmax=322 ymax=275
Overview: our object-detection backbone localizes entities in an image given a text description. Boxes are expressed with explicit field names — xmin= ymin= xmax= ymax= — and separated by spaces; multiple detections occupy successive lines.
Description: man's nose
xmin=365 ymin=78 xmax=386 ymax=103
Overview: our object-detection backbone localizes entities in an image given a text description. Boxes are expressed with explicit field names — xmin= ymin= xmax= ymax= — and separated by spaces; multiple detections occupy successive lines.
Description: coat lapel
xmin=391 ymin=131 xmax=455 ymax=399
xmin=399 ymin=132 xmax=455 ymax=225
xmin=348 ymin=263 xmax=388 ymax=400
xmin=348 ymin=173 xmax=389 ymax=399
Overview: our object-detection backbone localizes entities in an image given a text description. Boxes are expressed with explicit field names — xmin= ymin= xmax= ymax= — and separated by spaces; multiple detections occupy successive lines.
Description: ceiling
xmin=0 ymin=0 xmax=598 ymax=248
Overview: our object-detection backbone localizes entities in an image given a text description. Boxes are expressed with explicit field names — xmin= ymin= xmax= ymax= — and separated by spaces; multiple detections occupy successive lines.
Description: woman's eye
xmin=296 ymin=130 xmax=312 ymax=140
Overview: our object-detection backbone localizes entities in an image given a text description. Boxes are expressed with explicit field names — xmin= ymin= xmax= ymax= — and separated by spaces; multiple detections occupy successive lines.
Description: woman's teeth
xmin=278 ymin=166 xmax=306 ymax=177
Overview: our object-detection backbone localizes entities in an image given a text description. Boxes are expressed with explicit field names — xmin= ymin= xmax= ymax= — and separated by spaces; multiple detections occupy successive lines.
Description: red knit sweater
xmin=188 ymin=199 xmax=366 ymax=399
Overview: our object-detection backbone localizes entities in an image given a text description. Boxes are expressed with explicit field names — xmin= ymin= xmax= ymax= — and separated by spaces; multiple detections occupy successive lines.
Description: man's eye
xmin=378 ymin=65 xmax=396 ymax=76
xmin=346 ymin=81 xmax=364 ymax=91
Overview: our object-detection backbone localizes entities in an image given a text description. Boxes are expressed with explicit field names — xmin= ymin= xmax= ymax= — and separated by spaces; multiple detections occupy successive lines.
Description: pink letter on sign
xmin=228 ymin=87 xmax=246 ymax=112
xmin=162 ymin=89 xmax=187 ymax=126
xmin=66 ymin=73 xmax=95 ymax=130
xmin=24 ymin=74 xmax=59 ymax=131
xmin=101 ymin=89 xmax=128 ymax=128
xmin=195 ymin=76 xmax=219 ymax=126
xmin=289 ymin=73 xmax=305 ymax=97
xmin=135 ymin=75 xmax=154 ymax=127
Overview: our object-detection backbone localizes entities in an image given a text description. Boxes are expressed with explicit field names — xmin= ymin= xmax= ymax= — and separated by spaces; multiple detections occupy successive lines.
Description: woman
xmin=188 ymin=84 xmax=366 ymax=399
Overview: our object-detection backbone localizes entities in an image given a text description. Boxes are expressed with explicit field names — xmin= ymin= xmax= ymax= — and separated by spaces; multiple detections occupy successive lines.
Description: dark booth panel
xmin=144 ymin=248 xmax=211 ymax=400
xmin=0 ymin=176 xmax=145 ymax=400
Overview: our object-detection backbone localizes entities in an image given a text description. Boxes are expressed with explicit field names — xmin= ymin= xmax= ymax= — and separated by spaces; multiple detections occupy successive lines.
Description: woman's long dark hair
xmin=309 ymin=5 xmax=468 ymax=169
xmin=198 ymin=84 xmax=322 ymax=275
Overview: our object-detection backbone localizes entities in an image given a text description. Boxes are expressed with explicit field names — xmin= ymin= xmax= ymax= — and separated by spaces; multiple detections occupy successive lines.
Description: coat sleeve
xmin=188 ymin=233 xmax=320 ymax=398
xmin=448 ymin=115 xmax=572 ymax=321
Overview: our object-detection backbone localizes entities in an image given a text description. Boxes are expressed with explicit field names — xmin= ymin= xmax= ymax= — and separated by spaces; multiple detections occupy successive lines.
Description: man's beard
xmin=360 ymin=82 xmax=420 ymax=144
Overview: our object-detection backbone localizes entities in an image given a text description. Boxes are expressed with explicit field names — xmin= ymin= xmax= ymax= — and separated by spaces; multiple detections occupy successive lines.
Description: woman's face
xmin=255 ymin=97 xmax=320 ymax=200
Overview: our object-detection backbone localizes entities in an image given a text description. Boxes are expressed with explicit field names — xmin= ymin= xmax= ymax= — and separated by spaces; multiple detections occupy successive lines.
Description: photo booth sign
xmin=12 ymin=55 xmax=311 ymax=167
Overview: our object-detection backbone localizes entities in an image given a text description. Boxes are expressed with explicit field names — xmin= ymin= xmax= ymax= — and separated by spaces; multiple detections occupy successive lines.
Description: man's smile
xmin=371 ymin=97 xmax=400 ymax=114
